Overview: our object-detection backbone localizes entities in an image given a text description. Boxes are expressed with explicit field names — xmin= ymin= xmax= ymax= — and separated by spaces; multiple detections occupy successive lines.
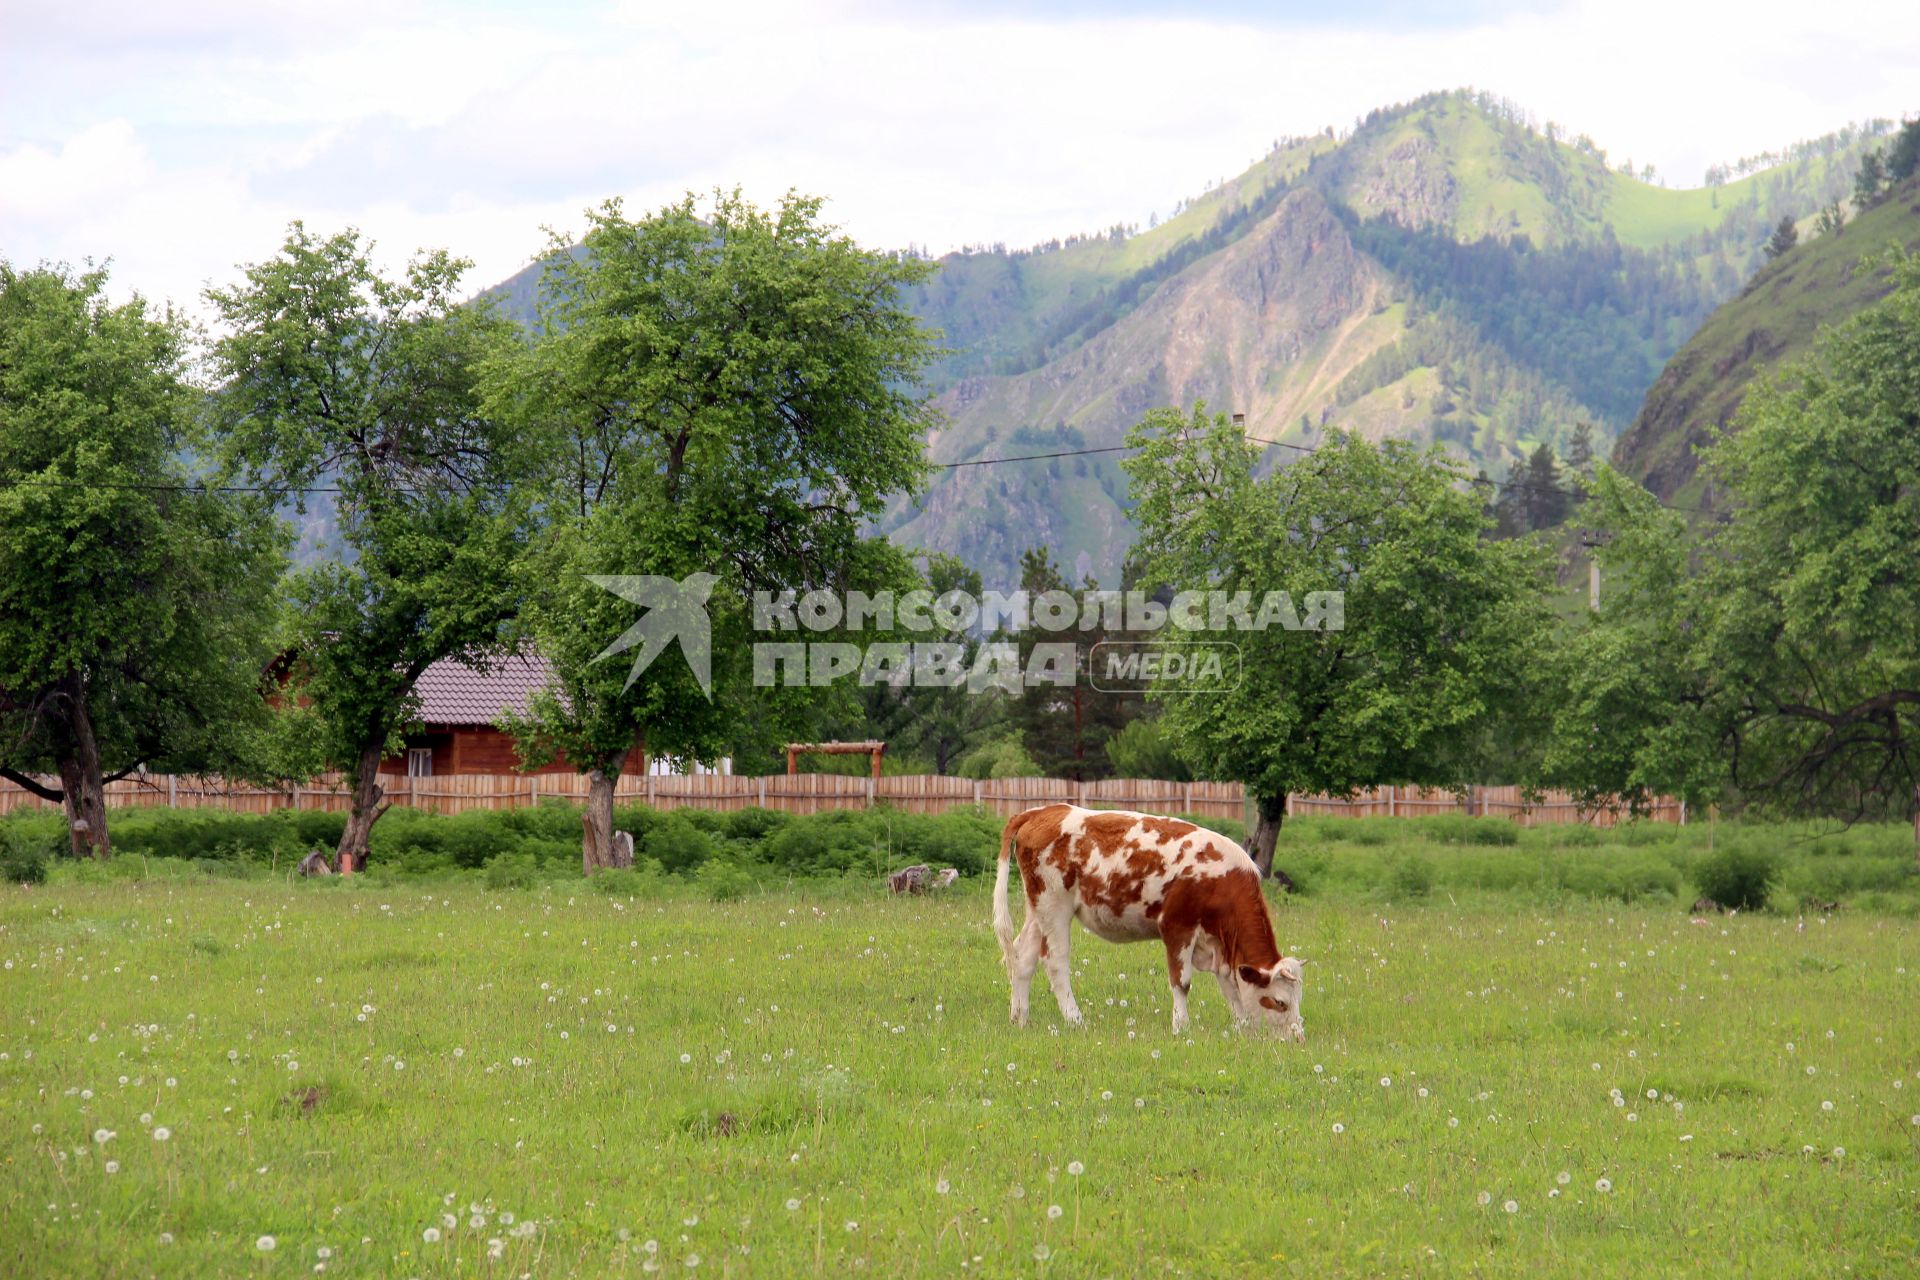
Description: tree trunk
xmin=55 ymin=690 xmax=111 ymax=859
xmin=582 ymin=769 xmax=618 ymax=874
xmin=1248 ymin=792 xmax=1295 ymax=889
xmin=334 ymin=743 xmax=389 ymax=874
xmin=55 ymin=688 xmax=110 ymax=859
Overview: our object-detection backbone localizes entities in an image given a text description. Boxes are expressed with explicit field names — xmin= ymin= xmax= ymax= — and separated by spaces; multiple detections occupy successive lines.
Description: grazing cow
xmin=992 ymin=804 xmax=1305 ymax=1039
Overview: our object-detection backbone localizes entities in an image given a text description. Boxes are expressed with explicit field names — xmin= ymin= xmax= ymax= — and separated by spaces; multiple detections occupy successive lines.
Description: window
xmin=406 ymin=748 xmax=434 ymax=777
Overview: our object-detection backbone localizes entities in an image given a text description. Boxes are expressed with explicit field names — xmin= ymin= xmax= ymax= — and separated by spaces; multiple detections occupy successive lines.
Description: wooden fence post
xmin=167 ymin=775 xmax=177 ymax=808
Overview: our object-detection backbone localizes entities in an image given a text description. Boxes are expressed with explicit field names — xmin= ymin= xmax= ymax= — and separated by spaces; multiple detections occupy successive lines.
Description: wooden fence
xmin=0 ymin=772 xmax=1680 ymax=827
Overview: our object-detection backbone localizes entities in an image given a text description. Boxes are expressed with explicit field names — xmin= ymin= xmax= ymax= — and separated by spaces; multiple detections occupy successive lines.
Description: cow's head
xmin=1236 ymin=957 xmax=1305 ymax=1041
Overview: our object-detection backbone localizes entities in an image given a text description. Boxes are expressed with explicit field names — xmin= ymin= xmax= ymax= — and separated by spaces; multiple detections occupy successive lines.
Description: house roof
xmin=414 ymin=654 xmax=554 ymax=727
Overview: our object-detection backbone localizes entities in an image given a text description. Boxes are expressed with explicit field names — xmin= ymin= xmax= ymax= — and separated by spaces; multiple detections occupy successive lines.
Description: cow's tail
xmin=992 ymin=811 xmax=1024 ymax=970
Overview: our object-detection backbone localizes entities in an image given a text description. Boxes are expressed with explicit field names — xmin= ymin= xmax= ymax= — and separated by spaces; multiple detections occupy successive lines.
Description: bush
xmin=484 ymin=852 xmax=539 ymax=890
xmin=591 ymin=860 xmax=670 ymax=898
xmin=725 ymin=807 xmax=789 ymax=841
xmin=697 ymin=858 xmax=755 ymax=902
xmin=1420 ymin=814 xmax=1520 ymax=846
xmin=1389 ymin=854 xmax=1435 ymax=899
xmin=1693 ymin=845 xmax=1779 ymax=910
xmin=645 ymin=814 xmax=713 ymax=874
xmin=0 ymin=824 xmax=53 ymax=885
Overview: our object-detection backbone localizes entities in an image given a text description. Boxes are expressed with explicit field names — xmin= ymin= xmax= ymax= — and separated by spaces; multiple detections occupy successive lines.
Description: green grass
xmin=4 ymin=857 xmax=1919 ymax=1276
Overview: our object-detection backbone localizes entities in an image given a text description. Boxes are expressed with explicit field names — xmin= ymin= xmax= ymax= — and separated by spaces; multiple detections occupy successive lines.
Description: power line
xmin=935 ymin=431 xmax=1720 ymax=517
xmin=2 ymin=429 xmax=1719 ymax=517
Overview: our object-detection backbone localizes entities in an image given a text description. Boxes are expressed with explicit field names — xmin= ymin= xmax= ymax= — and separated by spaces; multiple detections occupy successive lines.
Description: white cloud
xmin=2 ymin=0 xmax=1914 ymax=315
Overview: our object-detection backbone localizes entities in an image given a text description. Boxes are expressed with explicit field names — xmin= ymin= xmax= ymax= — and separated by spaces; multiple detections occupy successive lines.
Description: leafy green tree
xmin=207 ymin=226 xmax=520 ymax=869
xmin=485 ymin=192 xmax=938 ymax=871
xmin=1814 ymin=201 xmax=1846 ymax=238
xmin=1124 ymin=404 xmax=1553 ymax=876
xmin=1545 ymin=251 xmax=1920 ymax=846
xmin=1764 ymin=215 xmax=1799 ymax=260
xmin=0 ymin=263 xmax=284 ymax=856
xmin=1103 ymin=717 xmax=1193 ymax=780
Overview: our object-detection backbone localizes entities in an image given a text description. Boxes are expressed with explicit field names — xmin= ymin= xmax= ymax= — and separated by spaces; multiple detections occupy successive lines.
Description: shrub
xmin=1389 ymin=854 xmax=1435 ymax=899
xmin=725 ymin=807 xmax=789 ymax=841
xmin=1693 ymin=845 xmax=1779 ymax=910
xmin=645 ymin=814 xmax=713 ymax=874
xmin=1421 ymin=814 xmax=1520 ymax=846
xmin=698 ymin=858 xmax=755 ymax=902
xmin=0 ymin=825 xmax=53 ymax=885
xmin=484 ymin=852 xmax=539 ymax=890
xmin=591 ymin=860 xmax=670 ymax=898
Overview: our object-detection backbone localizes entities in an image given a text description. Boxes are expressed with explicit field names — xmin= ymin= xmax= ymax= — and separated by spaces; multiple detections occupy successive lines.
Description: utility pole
xmin=1579 ymin=530 xmax=1605 ymax=610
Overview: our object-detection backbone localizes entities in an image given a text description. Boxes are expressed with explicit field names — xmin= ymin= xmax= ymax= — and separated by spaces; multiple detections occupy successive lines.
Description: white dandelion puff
xmin=258 ymin=1236 xmax=278 ymax=1252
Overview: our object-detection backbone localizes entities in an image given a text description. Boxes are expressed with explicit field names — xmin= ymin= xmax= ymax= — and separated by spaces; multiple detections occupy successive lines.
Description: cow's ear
xmin=1238 ymin=964 xmax=1269 ymax=987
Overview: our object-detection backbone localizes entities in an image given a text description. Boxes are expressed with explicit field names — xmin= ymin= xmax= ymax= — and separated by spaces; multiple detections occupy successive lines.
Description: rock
xmin=610 ymin=830 xmax=635 ymax=870
xmin=888 ymin=864 xmax=932 ymax=895
xmin=298 ymin=849 xmax=333 ymax=877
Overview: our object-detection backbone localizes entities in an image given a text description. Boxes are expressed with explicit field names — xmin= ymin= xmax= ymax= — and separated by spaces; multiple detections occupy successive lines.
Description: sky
xmin=3 ymin=0 xmax=1916 ymax=314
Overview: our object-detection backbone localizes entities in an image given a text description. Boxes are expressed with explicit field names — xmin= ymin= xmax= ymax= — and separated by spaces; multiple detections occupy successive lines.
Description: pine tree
xmin=1853 ymin=150 xmax=1886 ymax=212
xmin=1764 ymin=215 xmax=1799 ymax=260
xmin=1565 ymin=422 xmax=1596 ymax=480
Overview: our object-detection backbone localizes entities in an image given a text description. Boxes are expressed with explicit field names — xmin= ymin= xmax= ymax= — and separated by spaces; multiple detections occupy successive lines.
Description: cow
xmin=992 ymin=804 xmax=1305 ymax=1039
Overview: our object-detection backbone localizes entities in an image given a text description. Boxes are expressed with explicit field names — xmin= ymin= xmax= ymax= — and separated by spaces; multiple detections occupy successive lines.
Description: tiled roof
xmin=413 ymin=654 xmax=554 ymax=726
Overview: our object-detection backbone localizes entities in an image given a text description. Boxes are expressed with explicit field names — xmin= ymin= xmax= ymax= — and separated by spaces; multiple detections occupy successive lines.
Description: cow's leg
xmin=1039 ymin=918 xmax=1084 ymax=1027
xmin=1008 ymin=914 xmax=1044 ymax=1028
xmin=1163 ymin=927 xmax=1197 ymax=1034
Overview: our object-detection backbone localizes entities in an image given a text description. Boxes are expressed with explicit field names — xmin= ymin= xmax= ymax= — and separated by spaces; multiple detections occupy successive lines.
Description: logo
xmin=587 ymin=573 xmax=717 ymax=697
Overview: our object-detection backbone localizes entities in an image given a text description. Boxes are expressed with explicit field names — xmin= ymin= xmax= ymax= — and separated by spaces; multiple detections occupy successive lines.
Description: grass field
xmin=4 ymin=866 xmax=1918 ymax=1277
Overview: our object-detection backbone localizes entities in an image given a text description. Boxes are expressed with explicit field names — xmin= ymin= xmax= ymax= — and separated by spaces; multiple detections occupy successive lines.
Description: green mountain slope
xmin=1613 ymin=177 xmax=1920 ymax=503
xmin=895 ymin=91 xmax=1883 ymax=582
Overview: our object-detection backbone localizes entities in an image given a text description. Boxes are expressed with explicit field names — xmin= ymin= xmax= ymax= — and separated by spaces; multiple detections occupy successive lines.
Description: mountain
xmin=476 ymin=90 xmax=1890 ymax=583
xmin=887 ymin=91 xmax=1883 ymax=582
xmin=1613 ymin=175 xmax=1920 ymax=504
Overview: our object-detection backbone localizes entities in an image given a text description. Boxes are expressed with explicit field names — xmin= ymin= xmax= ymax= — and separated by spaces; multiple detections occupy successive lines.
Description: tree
xmin=1002 ymin=548 xmax=1135 ymax=780
xmin=1887 ymin=118 xmax=1920 ymax=185
xmin=485 ymin=192 xmax=938 ymax=871
xmin=1764 ymin=215 xmax=1799 ymax=260
xmin=1518 ymin=442 xmax=1573 ymax=530
xmin=1565 ymin=421 xmax=1596 ymax=482
xmin=1852 ymin=149 xmax=1886 ymax=212
xmin=207 ymin=226 xmax=521 ymax=870
xmin=1545 ymin=252 xmax=1920 ymax=849
xmin=862 ymin=554 xmax=1000 ymax=775
xmin=0 ymin=263 xmax=284 ymax=856
xmin=1814 ymin=201 xmax=1846 ymax=238
xmin=1124 ymin=404 xmax=1553 ymax=877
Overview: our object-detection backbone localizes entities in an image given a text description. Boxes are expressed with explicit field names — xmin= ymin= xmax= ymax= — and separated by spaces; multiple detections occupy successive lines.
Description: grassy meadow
xmin=3 ymin=807 xmax=1920 ymax=1277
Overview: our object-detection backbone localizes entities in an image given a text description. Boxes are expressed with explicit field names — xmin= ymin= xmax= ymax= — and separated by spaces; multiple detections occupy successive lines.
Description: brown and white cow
xmin=992 ymin=804 xmax=1305 ymax=1039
